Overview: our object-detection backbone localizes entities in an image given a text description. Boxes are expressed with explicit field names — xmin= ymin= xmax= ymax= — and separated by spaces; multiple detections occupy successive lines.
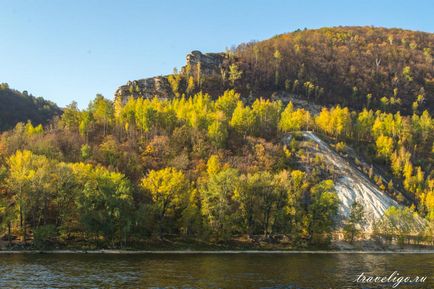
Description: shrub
xmin=33 ymin=224 xmax=57 ymax=248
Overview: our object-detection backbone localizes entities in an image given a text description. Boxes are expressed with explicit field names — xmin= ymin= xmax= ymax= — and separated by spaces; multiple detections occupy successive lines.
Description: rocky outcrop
xmin=115 ymin=51 xmax=226 ymax=101
xmin=300 ymin=132 xmax=398 ymax=230
xmin=184 ymin=50 xmax=226 ymax=76
xmin=115 ymin=76 xmax=173 ymax=101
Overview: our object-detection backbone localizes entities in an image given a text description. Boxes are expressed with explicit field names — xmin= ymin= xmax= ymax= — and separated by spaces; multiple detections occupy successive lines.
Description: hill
xmin=116 ymin=26 xmax=434 ymax=114
xmin=0 ymin=27 xmax=433 ymax=250
xmin=0 ymin=90 xmax=432 ymax=249
xmin=0 ymin=83 xmax=61 ymax=131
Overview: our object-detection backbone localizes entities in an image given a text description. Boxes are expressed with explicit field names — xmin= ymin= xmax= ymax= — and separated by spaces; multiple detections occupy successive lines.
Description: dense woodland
xmin=143 ymin=27 xmax=433 ymax=114
xmin=0 ymin=27 xmax=433 ymax=249
xmin=0 ymin=90 xmax=432 ymax=248
xmin=0 ymin=83 xmax=61 ymax=131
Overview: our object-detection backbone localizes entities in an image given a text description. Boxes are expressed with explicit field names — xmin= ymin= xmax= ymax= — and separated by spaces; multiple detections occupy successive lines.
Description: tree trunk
xmin=8 ymin=222 xmax=11 ymax=247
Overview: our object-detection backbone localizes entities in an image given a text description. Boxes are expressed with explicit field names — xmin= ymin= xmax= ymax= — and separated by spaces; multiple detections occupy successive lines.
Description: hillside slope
xmin=116 ymin=26 xmax=434 ymax=114
xmin=299 ymin=131 xmax=398 ymax=228
xmin=0 ymin=84 xmax=61 ymax=131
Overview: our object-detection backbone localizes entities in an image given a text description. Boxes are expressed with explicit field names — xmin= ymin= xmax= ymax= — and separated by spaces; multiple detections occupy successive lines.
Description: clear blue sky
xmin=1 ymin=0 xmax=433 ymax=108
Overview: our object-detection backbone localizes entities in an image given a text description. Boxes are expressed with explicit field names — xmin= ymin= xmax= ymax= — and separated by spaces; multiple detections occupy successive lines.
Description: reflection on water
xmin=0 ymin=253 xmax=432 ymax=288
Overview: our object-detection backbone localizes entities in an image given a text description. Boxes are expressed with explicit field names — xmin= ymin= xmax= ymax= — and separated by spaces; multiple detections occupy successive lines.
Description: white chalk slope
xmin=302 ymin=131 xmax=398 ymax=228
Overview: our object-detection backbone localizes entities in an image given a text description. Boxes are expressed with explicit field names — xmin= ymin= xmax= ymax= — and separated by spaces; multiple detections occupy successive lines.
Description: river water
xmin=0 ymin=253 xmax=432 ymax=288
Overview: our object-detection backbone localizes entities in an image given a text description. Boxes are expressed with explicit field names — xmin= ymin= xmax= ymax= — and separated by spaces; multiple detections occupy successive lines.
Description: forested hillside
xmin=233 ymin=27 xmax=434 ymax=113
xmin=0 ymin=27 xmax=433 ymax=249
xmin=0 ymin=91 xmax=432 ymax=248
xmin=0 ymin=83 xmax=61 ymax=131
xmin=118 ymin=27 xmax=433 ymax=115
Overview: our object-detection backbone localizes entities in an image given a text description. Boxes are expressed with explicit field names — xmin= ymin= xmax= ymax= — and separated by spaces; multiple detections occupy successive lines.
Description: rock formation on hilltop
xmin=185 ymin=50 xmax=226 ymax=75
xmin=115 ymin=50 xmax=228 ymax=101
xmin=115 ymin=26 xmax=434 ymax=114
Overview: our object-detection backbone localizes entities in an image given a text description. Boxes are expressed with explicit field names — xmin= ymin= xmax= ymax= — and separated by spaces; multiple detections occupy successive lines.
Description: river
xmin=0 ymin=253 xmax=432 ymax=288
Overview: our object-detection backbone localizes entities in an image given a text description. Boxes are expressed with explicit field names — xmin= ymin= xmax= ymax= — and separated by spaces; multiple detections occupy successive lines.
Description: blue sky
xmin=1 ymin=0 xmax=433 ymax=108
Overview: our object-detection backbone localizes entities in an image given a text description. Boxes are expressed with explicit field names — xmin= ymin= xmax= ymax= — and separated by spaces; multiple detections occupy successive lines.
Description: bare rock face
xmin=115 ymin=76 xmax=173 ymax=101
xmin=299 ymin=132 xmax=398 ymax=230
xmin=185 ymin=50 xmax=225 ymax=76
xmin=115 ymin=50 xmax=226 ymax=101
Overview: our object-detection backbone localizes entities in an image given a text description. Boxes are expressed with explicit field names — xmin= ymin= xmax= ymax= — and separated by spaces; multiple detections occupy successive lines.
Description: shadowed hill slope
xmin=0 ymin=84 xmax=61 ymax=131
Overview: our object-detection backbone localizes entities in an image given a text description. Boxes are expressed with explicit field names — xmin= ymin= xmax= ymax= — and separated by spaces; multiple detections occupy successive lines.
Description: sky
xmin=1 ymin=0 xmax=433 ymax=108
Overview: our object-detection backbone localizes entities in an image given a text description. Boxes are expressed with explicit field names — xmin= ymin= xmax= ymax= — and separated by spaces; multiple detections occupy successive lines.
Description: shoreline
xmin=1 ymin=249 xmax=434 ymax=254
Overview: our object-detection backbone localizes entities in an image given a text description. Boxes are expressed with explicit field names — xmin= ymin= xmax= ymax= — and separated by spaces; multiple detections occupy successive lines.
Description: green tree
xmin=208 ymin=120 xmax=228 ymax=148
xmin=6 ymin=150 xmax=38 ymax=242
xmin=236 ymin=172 xmax=282 ymax=236
xmin=62 ymin=101 xmax=81 ymax=131
xmin=201 ymin=168 xmax=240 ymax=239
xmin=377 ymin=206 xmax=419 ymax=245
xmin=140 ymin=168 xmax=189 ymax=237
xmin=73 ymin=163 xmax=133 ymax=246
xmin=89 ymin=94 xmax=114 ymax=136
xmin=308 ymin=180 xmax=339 ymax=245
xmin=343 ymin=201 xmax=366 ymax=243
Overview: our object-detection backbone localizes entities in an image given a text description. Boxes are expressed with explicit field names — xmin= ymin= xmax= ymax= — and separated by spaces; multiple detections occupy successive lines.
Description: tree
xmin=236 ymin=172 xmax=282 ymax=236
xmin=73 ymin=163 xmax=133 ymax=246
xmin=6 ymin=150 xmax=38 ymax=242
xmin=315 ymin=106 xmax=352 ymax=138
xmin=279 ymin=102 xmax=312 ymax=132
xmin=230 ymin=101 xmax=255 ymax=137
xmin=140 ymin=168 xmax=189 ymax=237
xmin=89 ymin=94 xmax=114 ymax=136
xmin=355 ymin=109 xmax=375 ymax=141
xmin=402 ymin=66 xmax=413 ymax=81
xmin=134 ymin=98 xmax=157 ymax=133
xmin=215 ymin=90 xmax=240 ymax=118
xmin=6 ymin=150 xmax=58 ymax=243
xmin=308 ymin=180 xmax=339 ymax=245
xmin=251 ymin=98 xmax=282 ymax=138
xmin=377 ymin=206 xmax=419 ymax=245
xmin=375 ymin=135 xmax=394 ymax=159
xmin=273 ymin=49 xmax=282 ymax=86
xmin=62 ymin=102 xmax=81 ymax=131
xmin=206 ymin=155 xmax=221 ymax=176
xmin=201 ymin=168 xmax=240 ymax=239
xmin=167 ymin=71 xmax=182 ymax=97
xmin=343 ymin=201 xmax=365 ymax=243
xmin=24 ymin=121 xmax=43 ymax=136
xmin=79 ymin=111 xmax=93 ymax=141
xmin=228 ymin=64 xmax=242 ymax=87
xmin=208 ymin=120 xmax=228 ymax=148
xmin=0 ymin=165 xmax=15 ymax=247
xmin=186 ymin=76 xmax=195 ymax=95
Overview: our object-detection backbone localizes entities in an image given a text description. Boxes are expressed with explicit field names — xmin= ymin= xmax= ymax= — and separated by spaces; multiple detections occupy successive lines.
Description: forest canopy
xmin=122 ymin=27 xmax=433 ymax=115
xmin=0 ymin=27 xmax=433 ymax=249
xmin=0 ymin=90 xmax=432 ymax=248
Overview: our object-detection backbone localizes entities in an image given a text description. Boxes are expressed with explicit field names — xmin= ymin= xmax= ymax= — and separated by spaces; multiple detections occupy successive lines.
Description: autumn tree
xmin=141 ymin=168 xmax=189 ymax=237
xmin=279 ymin=102 xmax=312 ymax=132
xmin=228 ymin=64 xmax=242 ymax=87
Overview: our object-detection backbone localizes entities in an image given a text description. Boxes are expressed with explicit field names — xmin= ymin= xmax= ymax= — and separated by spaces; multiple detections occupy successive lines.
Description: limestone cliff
xmin=115 ymin=50 xmax=227 ymax=101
